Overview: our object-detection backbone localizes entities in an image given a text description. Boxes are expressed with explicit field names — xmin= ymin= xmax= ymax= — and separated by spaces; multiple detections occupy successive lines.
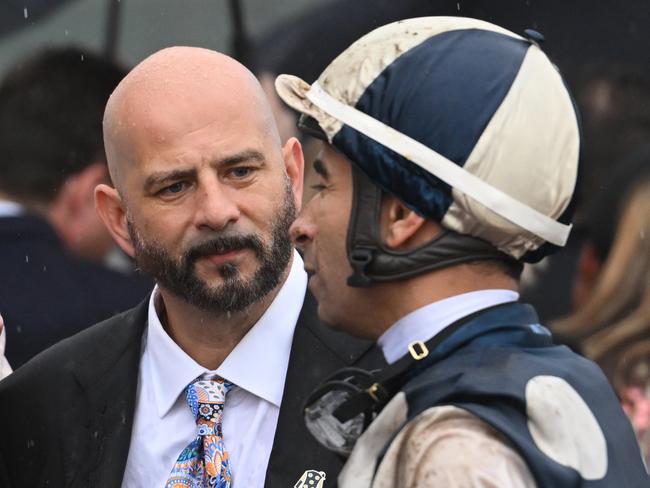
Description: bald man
xmin=0 ymin=47 xmax=381 ymax=488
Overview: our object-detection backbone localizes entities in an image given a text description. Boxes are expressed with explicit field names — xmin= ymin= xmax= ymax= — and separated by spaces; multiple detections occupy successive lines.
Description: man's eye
xmin=161 ymin=182 xmax=186 ymax=194
xmin=310 ymin=183 xmax=327 ymax=192
xmin=230 ymin=167 xmax=253 ymax=178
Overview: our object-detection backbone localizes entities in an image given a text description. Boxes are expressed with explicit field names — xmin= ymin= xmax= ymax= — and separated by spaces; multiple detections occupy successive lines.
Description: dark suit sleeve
xmin=0 ymin=355 xmax=68 ymax=487
xmin=0 ymin=448 xmax=11 ymax=488
xmin=0 ymin=302 xmax=146 ymax=488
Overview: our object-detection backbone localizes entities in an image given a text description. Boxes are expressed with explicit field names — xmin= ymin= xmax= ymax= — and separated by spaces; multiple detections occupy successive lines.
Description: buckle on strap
xmin=366 ymin=382 xmax=390 ymax=404
xmin=408 ymin=341 xmax=429 ymax=360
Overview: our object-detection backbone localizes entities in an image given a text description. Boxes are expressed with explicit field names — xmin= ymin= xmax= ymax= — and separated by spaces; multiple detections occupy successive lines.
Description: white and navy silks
xmin=339 ymin=302 xmax=649 ymax=487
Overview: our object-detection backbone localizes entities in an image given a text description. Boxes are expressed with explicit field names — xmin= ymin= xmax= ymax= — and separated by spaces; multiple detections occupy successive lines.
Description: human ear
xmin=282 ymin=137 xmax=305 ymax=211
xmin=61 ymin=163 xmax=109 ymax=215
xmin=94 ymin=184 xmax=135 ymax=257
xmin=381 ymin=195 xmax=429 ymax=250
xmin=48 ymin=163 xmax=109 ymax=245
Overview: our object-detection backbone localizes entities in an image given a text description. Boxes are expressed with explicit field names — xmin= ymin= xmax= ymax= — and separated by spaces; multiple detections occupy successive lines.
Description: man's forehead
xmin=104 ymin=47 xmax=279 ymax=185
xmin=117 ymin=92 xmax=237 ymax=145
xmin=113 ymin=75 xmax=258 ymax=138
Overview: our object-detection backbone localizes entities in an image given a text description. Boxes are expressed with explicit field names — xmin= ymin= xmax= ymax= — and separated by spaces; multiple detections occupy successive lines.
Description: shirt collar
xmin=377 ymin=289 xmax=519 ymax=364
xmin=0 ymin=200 xmax=24 ymax=217
xmin=145 ymin=250 xmax=307 ymax=417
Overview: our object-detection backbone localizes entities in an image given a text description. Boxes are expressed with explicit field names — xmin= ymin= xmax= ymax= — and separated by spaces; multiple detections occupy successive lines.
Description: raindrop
xmin=25 ymin=255 xmax=29 ymax=263
xmin=26 ymin=439 xmax=35 ymax=448
xmin=80 ymin=54 xmax=85 ymax=61
xmin=23 ymin=7 xmax=28 ymax=19
xmin=64 ymin=29 xmax=69 ymax=36
xmin=226 ymin=311 xmax=232 ymax=319
xmin=457 ymin=2 xmax=461 ymax=11
xmin=43 ymin=265 xmax=47 ymax=272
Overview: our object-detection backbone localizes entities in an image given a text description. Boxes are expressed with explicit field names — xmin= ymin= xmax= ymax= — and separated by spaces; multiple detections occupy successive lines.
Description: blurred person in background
xmin=0 ymin=47 xmax=151 ymax=368
xmin=554 ymin=149 xmax=650 ymax=464
xmin=521 ymin=68 xmax=650 ymax=323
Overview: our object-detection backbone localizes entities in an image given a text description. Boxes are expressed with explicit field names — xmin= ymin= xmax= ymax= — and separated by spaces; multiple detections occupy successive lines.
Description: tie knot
xmin=185 ymin=374 xmax=233 ymax=436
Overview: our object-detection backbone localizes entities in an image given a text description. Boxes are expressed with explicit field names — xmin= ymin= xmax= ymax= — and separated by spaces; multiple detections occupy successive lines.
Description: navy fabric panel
xmin=333 ymin=29 xmax=530 ymax=221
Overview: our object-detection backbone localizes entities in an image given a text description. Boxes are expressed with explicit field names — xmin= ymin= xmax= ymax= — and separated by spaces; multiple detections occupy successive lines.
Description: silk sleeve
xmin=372 ymin=405 xmax=537 ymax=488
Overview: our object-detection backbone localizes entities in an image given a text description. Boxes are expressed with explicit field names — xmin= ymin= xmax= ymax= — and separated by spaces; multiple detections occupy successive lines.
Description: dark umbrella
xmin=1 ymin=0 xmax=250 ymax=63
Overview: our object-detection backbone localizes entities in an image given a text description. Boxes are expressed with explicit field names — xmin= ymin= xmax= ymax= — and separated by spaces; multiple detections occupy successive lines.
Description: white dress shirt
xmin=0 ymin=200 xmax=22 ymax=379
xmin=0 ymin=199 xmax=24 ymax=217
xmin=378 ymin=290 xmax=519 ymax=364
xmin=121 ymin=251 xmax=307 ymax=488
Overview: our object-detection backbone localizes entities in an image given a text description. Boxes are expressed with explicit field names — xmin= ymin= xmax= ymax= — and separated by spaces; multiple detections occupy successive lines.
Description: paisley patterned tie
xmin=165 ymin=374 xmax=234 ymax=488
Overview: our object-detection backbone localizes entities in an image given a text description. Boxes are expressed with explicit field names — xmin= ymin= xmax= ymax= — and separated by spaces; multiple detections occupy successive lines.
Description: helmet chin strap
xmin=346 ymin=167 xmax=522 ymax=288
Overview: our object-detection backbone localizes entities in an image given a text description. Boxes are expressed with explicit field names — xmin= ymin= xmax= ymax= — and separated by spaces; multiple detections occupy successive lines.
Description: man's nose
xmin=289 ymin=213 xmax=315 ymax=251
xmin=195 ymin=181 xmax=240 ymax=231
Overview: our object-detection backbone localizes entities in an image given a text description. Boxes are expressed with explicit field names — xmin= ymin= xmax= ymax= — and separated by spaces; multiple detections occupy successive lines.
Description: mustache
xmin=185 ymin=234 xmax=266 ymax=263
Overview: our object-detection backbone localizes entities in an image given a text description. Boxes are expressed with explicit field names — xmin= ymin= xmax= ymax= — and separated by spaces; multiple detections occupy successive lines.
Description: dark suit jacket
xmin=0 ymin=214 xmax=152 ymax=368
xmin=0 ymin=292 xmax=383 ymax=487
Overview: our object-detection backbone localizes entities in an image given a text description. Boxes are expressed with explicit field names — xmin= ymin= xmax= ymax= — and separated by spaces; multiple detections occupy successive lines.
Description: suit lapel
xmin=265 ymin=293 xmax=384 ymax=488
xmin=62 ymin=300 xmax=148 ymax=488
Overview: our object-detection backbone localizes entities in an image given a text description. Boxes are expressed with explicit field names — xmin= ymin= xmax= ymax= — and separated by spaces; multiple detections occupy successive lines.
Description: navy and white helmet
xmin=276 ymin=17 xmax=580 ymax=269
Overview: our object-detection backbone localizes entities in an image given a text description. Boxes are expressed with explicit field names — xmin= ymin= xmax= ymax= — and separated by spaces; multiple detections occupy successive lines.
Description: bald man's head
xmin=103 ymin=46 xmax=280 ymax=194
xmin=94 ymin=46 xmax=305 ymax=316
